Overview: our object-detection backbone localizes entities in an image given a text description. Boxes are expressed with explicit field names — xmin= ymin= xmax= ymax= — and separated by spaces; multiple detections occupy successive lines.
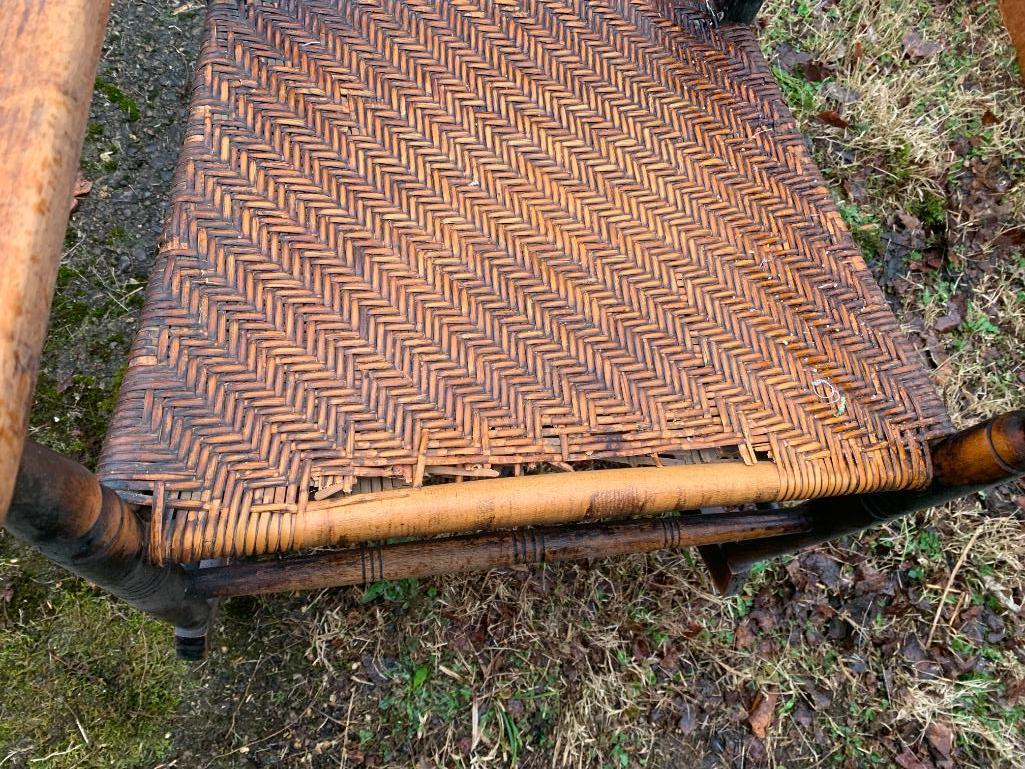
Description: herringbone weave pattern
xmin=99 ymin=0 xmax=950 ymax=562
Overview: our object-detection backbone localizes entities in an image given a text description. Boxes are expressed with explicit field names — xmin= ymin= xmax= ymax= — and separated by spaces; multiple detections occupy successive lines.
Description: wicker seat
xmin=8 ymin=0 xmax=1024 ymax=659
xmin=93 ymin=0 xmax=951 ymax=564
xmin=88 ymin=0 xmax=951 ymax=565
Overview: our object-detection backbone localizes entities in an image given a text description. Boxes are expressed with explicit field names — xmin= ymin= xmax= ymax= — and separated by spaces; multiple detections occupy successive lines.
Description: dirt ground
xmin=2 ymin=1 xmax=1025 ymax=767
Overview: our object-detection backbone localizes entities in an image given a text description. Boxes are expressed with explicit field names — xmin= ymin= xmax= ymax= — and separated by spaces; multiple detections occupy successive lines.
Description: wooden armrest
xmin=0 ymin=0 xmax=111 ymax=523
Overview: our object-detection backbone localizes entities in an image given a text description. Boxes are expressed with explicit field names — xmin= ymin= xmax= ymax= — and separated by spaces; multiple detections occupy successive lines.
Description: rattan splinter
xmin=1 ymin=0 xmax=1021 ymax=660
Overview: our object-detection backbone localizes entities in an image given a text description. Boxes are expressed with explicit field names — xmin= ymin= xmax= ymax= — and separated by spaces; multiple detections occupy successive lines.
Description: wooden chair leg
xmin=698 ymin=543 xmax=751 ymax=595
xmin=1000 ymin=0 xmax=1025 ymax=82
xmin=718 ymin=0 xmax=766 ymax=24
xmin=702 ymin=411 xmax=1025 ymax=595
xmin=0 ymin=0 xmax=112 ymax=525
xmin=3 ymin=440 xmax=214 ymax=658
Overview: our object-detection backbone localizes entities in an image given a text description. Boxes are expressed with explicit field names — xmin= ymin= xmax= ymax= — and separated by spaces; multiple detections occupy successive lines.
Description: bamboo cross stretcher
xmin=1 ymin=0 xmax=1024 ymax=660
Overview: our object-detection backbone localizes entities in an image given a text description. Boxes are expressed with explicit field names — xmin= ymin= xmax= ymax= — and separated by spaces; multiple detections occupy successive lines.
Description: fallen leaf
xmin=981 ymin=109 xmax=1001 ymax=127
xmin=897 ymin=211 xmax=923 ymax=232
xmin=821 ymin=81 xmax=860 ymax=106
xmin=997 ymin=226 xmax=1025 ymax=250
xmin=854 ymin=563 xmax=889 ymax=594
xmin=846 ymin=653 xmax=869 ymax=673
xmin=801 ymin=551 xmax=842 ymax=589
xmin=657 ymin=645 xmax=679 ymax=672
xmin=1005 ymin=677 xmax=1025 ymax=704
xmin=786 ymin=558 xmax=809 ymax=590
xmin=926 ymin=722 xmax=953 ymax=757
xmin=806 ymin=685 xmax=833 ymax=711
xmin=774 ymin=42 xmax=812 ymax=74
xmin=70 ymin=172 xmax=92 ymax=213
xmin=360 ymin=654 xmax=389 ymax=686
xmin=902 ymin=29 xmax=942 ymax=59
xmin=933 ymin=304 xmax=962 ymax=334
xmin=680 ymin=621 xmax=703 ymax=639
xmin=747 ymin=688 xmax=778 ymax=738
xmin=922 ymin=327 xmax=950 ymax=383
xmin=801 ymin=60 xmax=833 ymax=82
xmin=817 ymin=109 xmax=850 ymax=129
xmin=735 ymin=620 xmax=755 ymax=650
xmin=895 ymin=749 xmax=932 ymax=769
xmin=792 ymin=702 xmax=814 ymax=728
xmin=842 ymin=173 xmax=869 ymax=204
xmin=880 ymin=211 xmax=929 ymax=287
xmin=745 ymin=735 xmax=768 ymax=763
xmin=676 ymin=701 xmax=697 ymax=735
xmin=749 ymin=608 xmax=775 ymax=633
xmin=631 ymin=634 xmax=651 ymax=661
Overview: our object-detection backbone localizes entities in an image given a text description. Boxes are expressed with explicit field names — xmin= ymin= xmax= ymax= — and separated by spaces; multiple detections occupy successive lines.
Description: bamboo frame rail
xmin=0 ymin=0 xmax=112 ymax=524
xmin=192 ymin=510 xmax=810 ymax=598
xmin=283 ymin=461 xmax=787 ymax=553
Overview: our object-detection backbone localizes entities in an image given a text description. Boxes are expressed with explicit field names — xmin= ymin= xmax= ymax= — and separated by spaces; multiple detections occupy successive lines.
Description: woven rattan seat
xmin=97 ymin=0 xmax=950 ymax=564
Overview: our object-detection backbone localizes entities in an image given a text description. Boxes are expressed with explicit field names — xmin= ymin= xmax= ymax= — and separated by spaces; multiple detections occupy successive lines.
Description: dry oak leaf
xmin=70 ymin=172 xmax=92 ymax=213
xmin=817 ymin=109 xmax=850 ymax=129
xmin=926 ymin=722 xmax=953 ymax=757
xmin=895 ymin=749 xmax=932 ymax=769
xmin=902 ymin=29 xmax=942 ymax=59
xmin=747 ymin=688 xmax=778 ymax=738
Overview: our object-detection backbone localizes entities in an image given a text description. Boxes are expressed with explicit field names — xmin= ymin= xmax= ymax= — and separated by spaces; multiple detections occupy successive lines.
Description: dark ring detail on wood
xmin=191 ymin=510 xmax=810 ymax=598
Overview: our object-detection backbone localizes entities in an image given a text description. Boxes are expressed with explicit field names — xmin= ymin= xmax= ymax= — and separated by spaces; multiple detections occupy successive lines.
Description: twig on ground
xmin=927 ymin=527 xmax=982 ymax=647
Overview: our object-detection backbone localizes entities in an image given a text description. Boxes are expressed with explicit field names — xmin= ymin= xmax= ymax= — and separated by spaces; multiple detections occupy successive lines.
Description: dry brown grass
xmin=761 ymin=0 xmax=1025 ymax=207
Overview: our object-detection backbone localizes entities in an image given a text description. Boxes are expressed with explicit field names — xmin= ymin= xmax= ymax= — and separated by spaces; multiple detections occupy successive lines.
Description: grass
xmin=920 ymin=253 xmax=1025 ymax=420
xmin=93 ymin=78 xmax=141 ymax=122
xmin=2 ymin=0 xmax=1025 ymax=766
xmin=761 ymin=0 xmax=1025 ymax=204
xmin=0 ymin=545 xmax=186 ymax=768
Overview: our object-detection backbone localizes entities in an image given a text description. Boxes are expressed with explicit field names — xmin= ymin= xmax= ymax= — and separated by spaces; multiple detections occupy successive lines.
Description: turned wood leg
xmin=3 ymin=440 xmax=214 ymax=658
xmin=702 ymin=412 xmax=1025 ymax=595
xmin=717 ymin=0 xmax=766 ymax=24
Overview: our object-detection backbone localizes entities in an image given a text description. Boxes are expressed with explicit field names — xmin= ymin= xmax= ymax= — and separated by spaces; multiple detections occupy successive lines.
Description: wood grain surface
xmin=1001 ymin=0 xmax=1025 ymax=79
xmin=0 ymin=0 xmax=112 ymax=523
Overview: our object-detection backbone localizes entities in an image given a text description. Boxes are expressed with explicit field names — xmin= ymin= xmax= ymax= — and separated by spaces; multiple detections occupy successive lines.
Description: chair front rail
xmin=290 ymin=461 xmax=786 ymax=551
xmin=6 ymin=411 xmax=1025 ymax=659
xmin=190 ymin=509 xmax=811 ymax=599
